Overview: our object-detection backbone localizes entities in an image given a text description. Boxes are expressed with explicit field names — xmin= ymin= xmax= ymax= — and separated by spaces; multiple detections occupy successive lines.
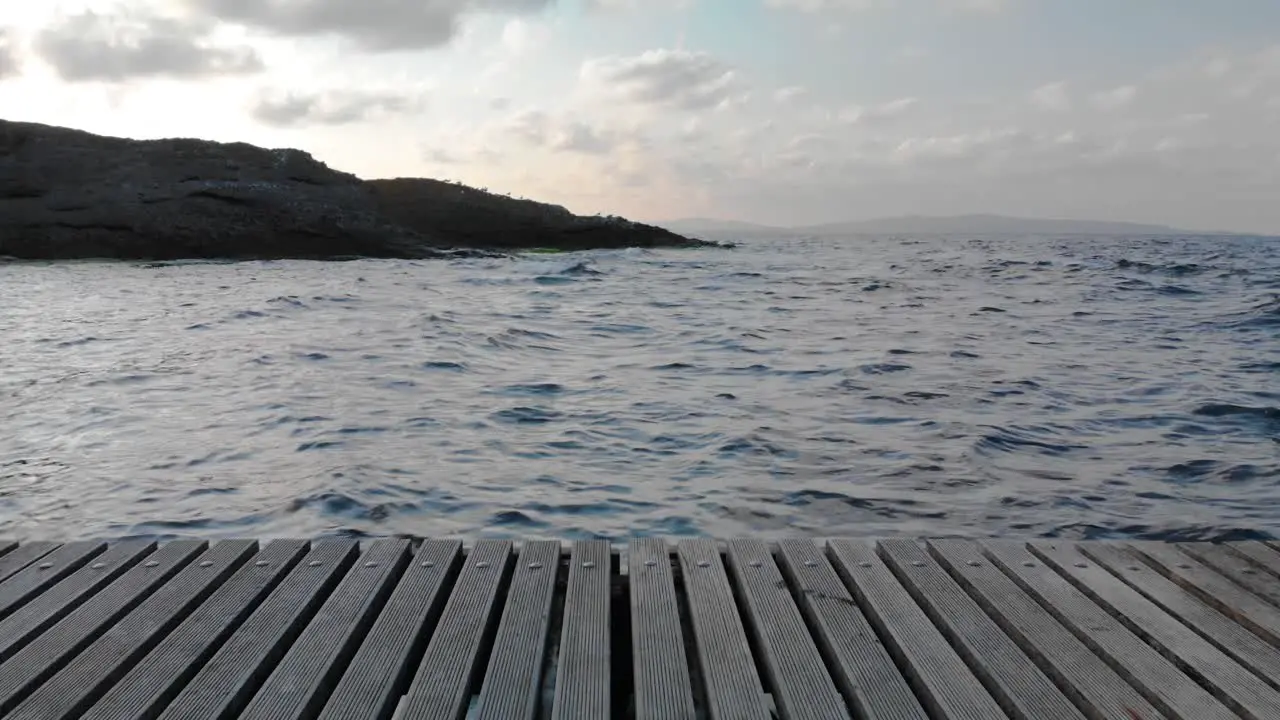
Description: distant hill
xmin=661 ymin=214 xmax=1200 ymax=237
xmin=802 ymin=214 xmax=1188 ymax=236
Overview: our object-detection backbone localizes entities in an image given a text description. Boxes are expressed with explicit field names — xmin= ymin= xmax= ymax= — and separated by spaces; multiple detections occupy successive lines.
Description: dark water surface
xmin=2 ymin=235 xmax=1277 ymax=542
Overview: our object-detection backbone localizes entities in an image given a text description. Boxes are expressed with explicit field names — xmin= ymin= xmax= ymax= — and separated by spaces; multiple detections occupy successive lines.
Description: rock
xmin=366 ymin=178 xmax=709 ymax=252
xmin=0 ymin=119 xmax=715 ymax=261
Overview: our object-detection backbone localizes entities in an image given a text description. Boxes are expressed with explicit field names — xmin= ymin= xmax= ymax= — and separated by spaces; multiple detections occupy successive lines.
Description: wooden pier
xmin=0 ymin=537 xmax=1278 ymax=719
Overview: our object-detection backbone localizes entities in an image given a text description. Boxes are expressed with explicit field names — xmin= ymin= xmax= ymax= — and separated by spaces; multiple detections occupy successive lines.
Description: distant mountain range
xmin=660 ymin=214 xmax=1205 ymax=237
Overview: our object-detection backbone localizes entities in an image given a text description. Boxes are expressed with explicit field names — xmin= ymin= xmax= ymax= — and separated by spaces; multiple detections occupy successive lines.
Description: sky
xmin=1 ymin=1 xmax=1279 ymax=232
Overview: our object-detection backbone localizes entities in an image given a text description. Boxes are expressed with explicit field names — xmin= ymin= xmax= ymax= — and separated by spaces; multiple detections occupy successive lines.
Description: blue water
xmin=1 ymin=234 xmax=1277 ymax=542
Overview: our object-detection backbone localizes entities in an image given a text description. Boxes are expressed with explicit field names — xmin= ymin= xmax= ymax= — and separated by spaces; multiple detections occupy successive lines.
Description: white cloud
xmin=583 ymin=0 xmax=693 ymax=10
xmin=182 ymin=0 xmax=553 ymax=51
xmin=580 ymin=49 xmax=738 ymax=111
xmin=1091 ymin=85 xmax=1135 ymax=111
xmin=0 ymin=28 xmax=19 ymax=80
xmin=774 ymin=85 xmax=807 ymax=102
xmin=838 ymin=96 xmax=918 ymax=124
xmin=34 ymin=10 xmax=262 ymax=82
xmin=1030 ymin=81 xmax=1070 ymax=111
xmin=252 ymin=88 xmax=419 ymax=127
xmin=500 ymin=18 xmax=547 ymax=56
xmin=765 ymin=0 xmax=1012 ymax=12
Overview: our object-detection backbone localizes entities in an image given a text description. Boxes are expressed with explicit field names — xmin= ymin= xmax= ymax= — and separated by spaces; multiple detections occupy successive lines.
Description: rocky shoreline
xmin=0 ymin=119 xmax=716 ymax=261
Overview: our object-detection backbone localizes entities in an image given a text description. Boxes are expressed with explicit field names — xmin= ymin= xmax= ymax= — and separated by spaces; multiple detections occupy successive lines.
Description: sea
xmin=1 ymin=233 xmax=1277 ymax=542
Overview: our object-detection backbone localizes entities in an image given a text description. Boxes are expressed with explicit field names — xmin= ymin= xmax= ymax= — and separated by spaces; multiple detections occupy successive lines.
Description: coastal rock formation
xmin=0 ymin=119 xmax=712 ymax=261
xmin=368 ymin=178 xmax=701 ymax=252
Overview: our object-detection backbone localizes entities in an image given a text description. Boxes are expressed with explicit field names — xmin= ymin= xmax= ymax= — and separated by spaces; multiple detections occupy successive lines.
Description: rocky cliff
xmin=0 ymin=119 xmax=712 ymax=261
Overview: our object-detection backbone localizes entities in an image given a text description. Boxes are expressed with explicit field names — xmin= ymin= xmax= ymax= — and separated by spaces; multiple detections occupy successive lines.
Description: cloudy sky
xmin=2 ymin=1 xmax=1279 ymax=232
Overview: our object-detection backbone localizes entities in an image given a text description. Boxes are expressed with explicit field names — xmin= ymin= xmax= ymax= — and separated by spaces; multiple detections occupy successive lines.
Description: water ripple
xmin=1 ymin=234 xmax=1278 ymax=541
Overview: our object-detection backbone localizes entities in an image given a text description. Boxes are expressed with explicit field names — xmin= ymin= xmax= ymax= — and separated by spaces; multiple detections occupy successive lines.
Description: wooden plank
xmin=0 ymin=541 xmax=60 ymax=584
xmin=156 ymin=539 xmax=359 ymax=720
xmin=0 ymin=541 xmax=105 ymax=620
xmin=726 ymin=539 xmax=849 ymax=720
xmin=0 ymin=539 xmax=206 ymax=716
xmin=239 ymin=539 xmax=411 ymax=720
xmin=878 ymin=539 xmax=1085 ymax=720
xmin=1225 ymin=541 xmax=1280 ymax=580
xmin=1176 ymin=542 xmax=1280 ymax=608
xmin=1129 ymin=541 xmax=1280 ymax=645
xmin=0 ymin=540 xmax=155 ymax=665
xmin=1081 ymin=542 xmax=1280 ymax=692
xmin=677 ymin=539 xmax=770 ymax=720
xmin=1034 ymin=540 xmax=1280 ymax=719
xmin=79 ymin=539 xmax=309 ymax=720
xmin=929 ymin=539 xmax=1165 ymax=720
xmin=627 ymin=538 xmax=697 ymax=720
xmin=553 ymin=540 xmax=612 ymax=720
xmin=0 ymin=541 xmax=17 ymax=558
xmin=776 ymin=539 xmax=927 ymax=720
xmin=474 ymin=540 xmax=561 ymax=720
xmin=400 ymin=539 xmax=514 ymax=720
xmin=7 ymin=540 xmax=257 ymax=720
xmin=317 ymin=539 xmax=463 ymax=720
xmin=827 ymin=539 xmax=1007 ymax=720
xmin=983 ymin=540 xmax=1236 ymax=720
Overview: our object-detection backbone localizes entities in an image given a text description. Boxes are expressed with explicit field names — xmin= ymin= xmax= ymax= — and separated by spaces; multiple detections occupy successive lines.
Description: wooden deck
xmin=0 ymin=538 xmax=1278 ymax=719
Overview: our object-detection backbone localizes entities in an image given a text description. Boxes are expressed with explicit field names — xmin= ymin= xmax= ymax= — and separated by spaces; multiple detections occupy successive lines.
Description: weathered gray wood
xmin=628 ymin=538 xmax=697 ymax=720
xmin=1129 ymin=541 xmax=1280 ymax=646
xmin=553 ymin=540 xmax=613 ymax=720
xmin=827 ymin=539 xmax=1007 ymax=720
xmin=776 ymin=539 xmax=927 ymax=720
xmin=239 ymin=538 xmax=411 ymax=720
xmin=318 ymin=539 xmax=462 ymax=720
xmin=0 ymin=541 xmax=155 ymax=665
xmin=726 ymin=539 xmax=850 ymax=720
xmin=400 ymin=539 xmax=514 ymax=720
xmin=475 ymin=540 xmax=561 ymax=720
xmin=81 ymin=539 xmax=309 ymax=720
xmin=1226 ymin=541 xmax=1280 ymax=580
xmin=0 ymin=539 xmax=206 ymax=716
xmin=878 ymin=539 xmax=1085 ymax=720
xmin=156 ymin=539 xmax=358 ymax=720
xmin=1177 ymin=542 xmax=1280 ymax=608
xmin=929 ymin=539 xmax=1165 ymax=720
xmin=0 ymin=540 xmax=104 ymax=620
xmin=0 ymin=541 xmax=17 ymax=557
xmin=1034 ymin=540 xmax=1280 ymax=719
xmin=983 ymin=540 xmax=1235 ymax=720
xmin=1081 ymin=542 xmax=1280 ymax=692
xmin=677 ymin=538 xmax=770 ymax=720
xmin=7 ymin=540 xmax=257 ymax=720
xmin=0 ymin=541 xmax=60 ymax=584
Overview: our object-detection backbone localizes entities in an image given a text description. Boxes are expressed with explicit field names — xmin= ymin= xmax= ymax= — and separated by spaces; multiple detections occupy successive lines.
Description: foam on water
xmin=1 ymin=234 xmax=1277 ymax=541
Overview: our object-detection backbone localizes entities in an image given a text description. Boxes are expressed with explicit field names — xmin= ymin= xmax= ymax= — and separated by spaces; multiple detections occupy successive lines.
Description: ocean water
xmin=1 ymin=234 xmax=1277 ymax=543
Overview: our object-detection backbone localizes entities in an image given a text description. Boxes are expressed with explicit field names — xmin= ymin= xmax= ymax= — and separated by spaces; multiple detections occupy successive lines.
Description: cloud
xmin=838 ymin=96 xmax=919 ymax=124
xmin=583 ymin=0 xmax=693 ymax=11
xmin=251 ymin=89 xmax=418 ymax=127
xmin=0 ymin=29 xmax=19 ymax=80
xmin=549 ymin=122 xmax=616 ymax=154
xmin=503 ymin=108 xmax=550 ymax=144
xmin=501 ymin=108 xmax=619 ymax=154
xmin=774 ymin=86 xmax=808 ymax=103
xmin=184 ymin=0 xmax=552 ymax=52
xmin=500 ymin=18 xmax=547 ymax=56
xmin=580 ymin=49 xmax=738 ymax=110
xmin=764 ymin=0 xmax=886 ymax=10
xmin=1091 ymin=85 xmax=1136 ymax=111
xmin=765 ymin=0 xmax=1010 ymax=12
xmin=1030 ymin=81 xmax=1070 ymax=111
xmin=34 ymin=11 xmax=262 ymax=82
